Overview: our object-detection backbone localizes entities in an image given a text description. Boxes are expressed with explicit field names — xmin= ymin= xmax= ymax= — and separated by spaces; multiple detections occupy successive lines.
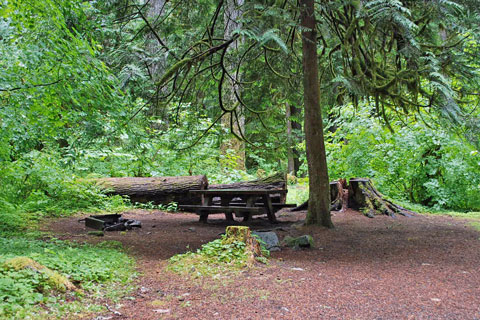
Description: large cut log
xmin=348 ymin=178 xmax=414 ymax=218
xmin=95 ymin=175 xmax=208 ymax=205
xmin=291 ymin=181 xmax=345 ymax=211
xmin=210 ymin=173 xmax=287 ymax=203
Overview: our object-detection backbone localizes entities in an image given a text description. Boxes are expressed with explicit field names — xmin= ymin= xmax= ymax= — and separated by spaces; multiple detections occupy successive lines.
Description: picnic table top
xmin=189 ymin=189 xmax=286 ymax=195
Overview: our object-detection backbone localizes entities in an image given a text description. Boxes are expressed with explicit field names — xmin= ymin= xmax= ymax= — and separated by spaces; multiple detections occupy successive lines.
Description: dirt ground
xmin=46 ymin=209 xmax=480 ymax=320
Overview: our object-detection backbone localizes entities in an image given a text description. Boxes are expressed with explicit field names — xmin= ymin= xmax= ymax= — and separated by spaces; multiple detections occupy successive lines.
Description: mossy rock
xmin=3 ymin=256 xmax=77 ymax=292
xmin=283 ymin=235 xmax=314 ymax=249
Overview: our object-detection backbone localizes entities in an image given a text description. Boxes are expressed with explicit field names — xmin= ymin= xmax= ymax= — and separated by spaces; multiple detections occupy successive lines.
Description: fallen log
xmin=348 ymin=178 xmax=414 ymax=218
xmin=95 ymin=175 xmax=208 ymax=205
xmin=210 ymin=173 xmax=287 ymax=203
xmin=291 ymin=181 xmax=345 ymax=211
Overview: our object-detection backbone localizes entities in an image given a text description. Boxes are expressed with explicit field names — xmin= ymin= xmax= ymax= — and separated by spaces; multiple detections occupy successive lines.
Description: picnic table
xmin=179 ymin=189 xmax=295 ymax=223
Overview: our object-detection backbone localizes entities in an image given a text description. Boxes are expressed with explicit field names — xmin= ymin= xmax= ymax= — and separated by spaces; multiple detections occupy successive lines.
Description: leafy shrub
xmin=168 ymin=233 xmax=269 ymax=278
xmin=0 ymin=151 xmax=128 ymax=232
xmin=0 ymin=237 xmax=135 ymax=318
xmin=325 ymin=104 xmax=480 ymax=211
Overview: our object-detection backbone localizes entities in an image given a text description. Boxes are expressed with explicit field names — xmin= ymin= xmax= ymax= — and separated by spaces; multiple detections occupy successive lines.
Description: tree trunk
xmin=210 ymin=172 xmax=286 ymax=203
xmin=291 ymin=181 xmax=345 ymax=211
xmin=286 ymin=103 xmax=301 ymax=176
xmin=95 ymin=175 xmax=208 ymax=205
xmin=300 ymin=0 xmax=333 ymax=228
xmin=348 ymin=178 xmax=414 ymax=218
xmin=220 ymin=0 xmax=245 ymax=171
xmin=145 ymin=0 xmax=169 ymax=126
xmin=329 ymin=180 xmax=344 ymax=211
xmin=223 ymin=226 xmax=262 ymax=266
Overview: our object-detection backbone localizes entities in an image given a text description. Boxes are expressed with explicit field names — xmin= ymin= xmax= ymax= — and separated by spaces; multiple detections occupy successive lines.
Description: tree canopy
xmin=0 ymin=0 xmax=479 ymax=227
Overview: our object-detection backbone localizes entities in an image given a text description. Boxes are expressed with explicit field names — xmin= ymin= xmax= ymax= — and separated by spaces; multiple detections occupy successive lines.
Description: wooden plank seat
xmin=179 ymin=205 xmax=265 ymax=215
xmin=186 ymin=189 xmax=283 ymax=223
xmin=210 ymin=202 xmax=297 ymax=212
xmin=179 ymin=204 xmax=265 ymax=222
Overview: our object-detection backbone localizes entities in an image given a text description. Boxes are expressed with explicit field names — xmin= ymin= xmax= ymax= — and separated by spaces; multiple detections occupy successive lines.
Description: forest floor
xmin=46 ymin=208 xmax=480 ymax=320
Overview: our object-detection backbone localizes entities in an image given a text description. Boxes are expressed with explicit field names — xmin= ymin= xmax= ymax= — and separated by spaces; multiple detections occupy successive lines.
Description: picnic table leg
xmin=221 ymin=196 xmax=234 ymax=222
xmin=199 ymin=195 xmax=211 ymax=223
xmin=242 ymin=196 xmax=256 ymax=222
xmin=262 ymin=194 xmax=277 ymax=223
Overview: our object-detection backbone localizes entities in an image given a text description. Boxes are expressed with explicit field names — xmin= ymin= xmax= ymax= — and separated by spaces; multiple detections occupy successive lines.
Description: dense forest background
xmin=1 ymin=0 xmax=480 ymax=233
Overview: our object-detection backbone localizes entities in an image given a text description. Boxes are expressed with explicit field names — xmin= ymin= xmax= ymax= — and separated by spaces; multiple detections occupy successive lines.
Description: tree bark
xmin=300 ymin=0 xmax=333 ymax=228
xmin=220 ymin=0 xmax=245 ymax=171
xmin=145 ymin=0 xmax=168 ymax=123
xmin=348 ymin=178 xmax=414 ymax=218
xmin=286 ymin=103 xmax=301 ymax=176
xmin=95 ymin=175 xmax=208 ymax=205
xmin=210 ymin=172 xmax=286 ymax=203
xmin=291 ymin=181 xmax=345 ymax=212
xmin=223 ymin=226 xmax=262 ymax=266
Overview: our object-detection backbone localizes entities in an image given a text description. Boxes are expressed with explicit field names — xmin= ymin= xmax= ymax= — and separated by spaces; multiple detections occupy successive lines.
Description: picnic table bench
xmin=179 ymin=189 xmax=296 ymax=223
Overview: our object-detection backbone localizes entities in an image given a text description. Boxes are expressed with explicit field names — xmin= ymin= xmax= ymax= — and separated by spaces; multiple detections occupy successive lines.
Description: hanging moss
xmin=156 ymin=58 xmax=193 ymax=87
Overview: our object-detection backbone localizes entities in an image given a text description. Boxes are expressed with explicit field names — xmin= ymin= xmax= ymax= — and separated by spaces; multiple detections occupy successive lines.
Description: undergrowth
xmin=0 ymin=237 xmax=136 ymax=319
xmin=168 ymin=234 xmax=269 ymax=278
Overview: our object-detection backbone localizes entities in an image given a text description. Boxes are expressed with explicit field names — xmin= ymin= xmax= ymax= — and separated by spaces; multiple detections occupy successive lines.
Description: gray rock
xmin=283 ymin=235 xmax=314 ymax=249
xmin=253 ymin=231 xmax=280 ymax=251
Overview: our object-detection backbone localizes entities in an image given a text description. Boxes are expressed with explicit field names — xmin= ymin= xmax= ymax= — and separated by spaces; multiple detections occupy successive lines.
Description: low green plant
xmin=168 ymin=233 xmax=269 ymax=278
xmin=469 ymin=221 xmax=480 ymax=232
xmin=324 ymin=103 xmax=480 ymax=211
xmin=134 ymin=201 xmax=178 ymax=212
xmin=0 ymin=151 xmax=129 ymax=233
xmin=287 ymin=183 xmax=309 ymax=205
xmin=0 ymin=237 xmax=136 ymax=319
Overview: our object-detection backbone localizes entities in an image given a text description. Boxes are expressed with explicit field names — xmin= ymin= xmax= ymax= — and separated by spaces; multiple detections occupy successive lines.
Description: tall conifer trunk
xmin=300 ymin=0 xmax=333 ymax=228
xmin=221 ymin=0 xmax=245 ymax=170
xmin=286 ymin=102 xmax=301 ymax=176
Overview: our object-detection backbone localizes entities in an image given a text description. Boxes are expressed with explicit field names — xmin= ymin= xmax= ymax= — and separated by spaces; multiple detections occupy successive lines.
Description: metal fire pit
xmin=84 ymin=214 xmax=141 ymax=231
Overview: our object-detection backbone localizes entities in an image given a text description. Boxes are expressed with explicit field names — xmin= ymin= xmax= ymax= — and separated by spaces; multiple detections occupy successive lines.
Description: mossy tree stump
xmin=223 ymin=226 xmax=262 ymax=265
xmin=348 ymin=178 xmax=414 ymax=218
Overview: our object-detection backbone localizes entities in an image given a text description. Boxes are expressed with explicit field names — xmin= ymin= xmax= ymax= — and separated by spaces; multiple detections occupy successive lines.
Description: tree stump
xmin=94 ymin=175 xmax=208 ymax=205
xmin=291 ymin=181 xmax=345 ymax=211
xmin=223 ymin=226 xmax=262 ymax=265
xmin=348 ymin=178 xmax=414 ymax=218
xmin=330 ymin=180 xmax=345 ymax=211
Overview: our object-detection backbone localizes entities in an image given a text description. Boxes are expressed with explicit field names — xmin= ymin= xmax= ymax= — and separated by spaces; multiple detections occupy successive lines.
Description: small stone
xmin=430 ymin=298 xmax=441 ymax=302
xmin=140 ymin=287 xmax=150 ymax=294
xmin=188 ymin=227 xmax=196 ymax=232
xmin=421 ymin=263 xmax=432 ymax=266
xmin=153 ymin=309 xmax=170 ymax=314
xmin=146 ymin=232 xmax=152 ymax=235
xmin=291 ymin=267 xmax=304 ymax=271
xmin=281 ymin=307 xmax=289 ymax=312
